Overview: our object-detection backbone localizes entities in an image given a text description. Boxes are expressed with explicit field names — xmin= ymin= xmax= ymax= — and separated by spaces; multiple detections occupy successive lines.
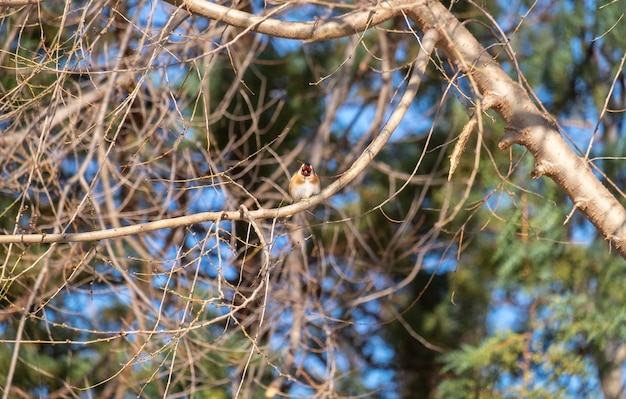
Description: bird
xmin=289 ymin=163 xmax=321 ymax=202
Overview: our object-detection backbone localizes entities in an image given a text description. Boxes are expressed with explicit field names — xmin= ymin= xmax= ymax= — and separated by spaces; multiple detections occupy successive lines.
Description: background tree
xmin=0 ymin=0 xmax=624 ymax=398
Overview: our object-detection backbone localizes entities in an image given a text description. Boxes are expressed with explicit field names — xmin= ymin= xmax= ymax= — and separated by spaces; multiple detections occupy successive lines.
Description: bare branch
xmin=406 ymin=0 xmax=626 ymax=258
xmin=165 ymin=0 xmax=407 ymax=41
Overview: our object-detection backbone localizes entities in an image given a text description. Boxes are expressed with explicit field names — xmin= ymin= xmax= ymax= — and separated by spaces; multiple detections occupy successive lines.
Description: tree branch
xmin=406 ymin=0 xmax=626 ymax=259
xmin=164 ymin=0 xmax=406 ymax=41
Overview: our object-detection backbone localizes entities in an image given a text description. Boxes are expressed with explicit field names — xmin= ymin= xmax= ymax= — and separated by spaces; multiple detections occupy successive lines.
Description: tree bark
xmin=598 ymin=341 xmax=626 ymax=399
xmin=406 ymin=0 xmax=626 ymax=259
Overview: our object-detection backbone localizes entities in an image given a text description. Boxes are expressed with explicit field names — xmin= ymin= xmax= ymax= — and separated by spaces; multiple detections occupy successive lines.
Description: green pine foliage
xmin=1 ymin=0 xmax=624 ymax=397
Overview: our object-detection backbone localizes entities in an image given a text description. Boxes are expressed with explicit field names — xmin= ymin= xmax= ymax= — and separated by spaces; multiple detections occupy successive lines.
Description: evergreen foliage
xmin=0 ymin=0 xmax=624 ymax=398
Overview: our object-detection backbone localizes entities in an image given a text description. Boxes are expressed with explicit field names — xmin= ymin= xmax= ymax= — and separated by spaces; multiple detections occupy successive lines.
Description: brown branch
xmin=406 ymin=0 xmax=626 ymax=259
xmin=164 ymin=0 xmax=407 ymax=41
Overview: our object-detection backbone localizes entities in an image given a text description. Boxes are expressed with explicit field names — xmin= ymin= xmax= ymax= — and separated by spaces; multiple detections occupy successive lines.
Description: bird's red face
xmin=300 ymin=163 xmax=313 ymax=177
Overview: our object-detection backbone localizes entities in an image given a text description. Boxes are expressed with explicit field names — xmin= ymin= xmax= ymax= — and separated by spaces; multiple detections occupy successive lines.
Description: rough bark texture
xmin=406 ymin=0 xmax=626 ymax=259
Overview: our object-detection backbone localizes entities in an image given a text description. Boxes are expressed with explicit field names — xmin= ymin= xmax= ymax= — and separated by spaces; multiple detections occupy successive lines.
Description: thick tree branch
xmin=165 ymin=0 xmax=404 ymax=41
xmin=406 ymin=0 xmax=626 ymax=259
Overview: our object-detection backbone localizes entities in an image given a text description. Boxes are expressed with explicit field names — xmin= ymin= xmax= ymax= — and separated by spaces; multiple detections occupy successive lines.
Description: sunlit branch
xmin=407 ymin=0 xmax=626 ymax=259
xmin=165 ymin=0 xmax=412 ymax=41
